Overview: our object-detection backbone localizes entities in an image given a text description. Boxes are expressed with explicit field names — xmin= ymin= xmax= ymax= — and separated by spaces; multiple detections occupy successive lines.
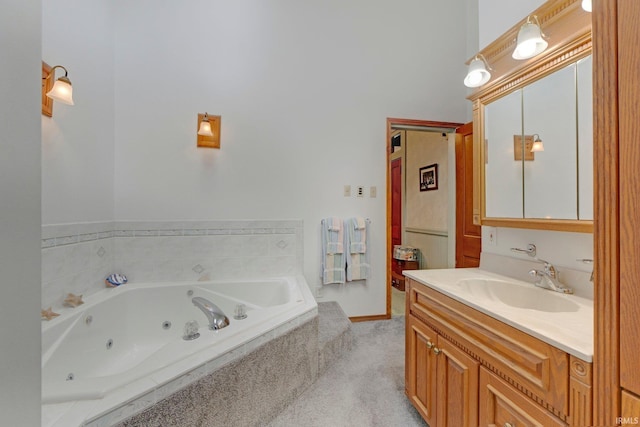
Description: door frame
xmin=385 ymin=118 xmax=464 ymax=317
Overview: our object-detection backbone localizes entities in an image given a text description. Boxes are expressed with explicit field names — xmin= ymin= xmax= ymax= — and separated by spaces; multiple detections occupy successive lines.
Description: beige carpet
xmin=267 ymin=316 xmax=427 ymax=427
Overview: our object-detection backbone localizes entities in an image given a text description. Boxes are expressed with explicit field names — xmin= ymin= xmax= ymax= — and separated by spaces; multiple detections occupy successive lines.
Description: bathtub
xmin=42 ymin=276 xmax=317 ymax=426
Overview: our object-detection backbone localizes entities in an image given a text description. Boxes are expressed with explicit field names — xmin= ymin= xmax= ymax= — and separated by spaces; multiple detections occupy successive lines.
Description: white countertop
xmin=403 ymin=268 xmax=594 ymax=362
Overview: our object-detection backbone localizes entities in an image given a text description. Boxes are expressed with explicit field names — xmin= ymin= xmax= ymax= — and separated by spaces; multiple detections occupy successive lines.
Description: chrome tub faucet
xmin=192 ymin=297 xmax=230 ymax=330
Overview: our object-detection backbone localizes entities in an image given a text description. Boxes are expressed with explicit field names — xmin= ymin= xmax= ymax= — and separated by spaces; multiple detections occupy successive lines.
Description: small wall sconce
xmin=512 ymin=15 xmax=548 ymax=60
xmin=530 ymin=134 xmax=544 ymax=152
xmin=464 ymin=54 xmax=492 ymax=88
xmin=197 ymin=112 xmax=221 ymax=148
xmin=581 ymin=0 xmax=592 ymax=12
xmin=42 ymin=62 xmax=74 ymax=116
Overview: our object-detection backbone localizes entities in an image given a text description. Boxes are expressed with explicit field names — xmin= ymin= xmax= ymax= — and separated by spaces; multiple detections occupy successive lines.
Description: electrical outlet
xmin=344 ymin=185 xmax=351 ymax=197
xmin=487 ymin=227 xmax=498 ymax=246
xmin=370 ymin=186 xmax=377 ymax=198
xmin=356 ymin=186 xmax=364 ymax=198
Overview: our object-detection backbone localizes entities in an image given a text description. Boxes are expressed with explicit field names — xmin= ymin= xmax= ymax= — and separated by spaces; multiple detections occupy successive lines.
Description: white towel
xmin=346 ymin=217 xmax=370 ymax=281
xmin=320 ymin=218 xmax=346 ymax=284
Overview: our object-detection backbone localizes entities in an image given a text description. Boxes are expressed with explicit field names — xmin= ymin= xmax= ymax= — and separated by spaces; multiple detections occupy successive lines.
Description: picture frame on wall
xmin=419 ymin=163 xmax=438 ymax=191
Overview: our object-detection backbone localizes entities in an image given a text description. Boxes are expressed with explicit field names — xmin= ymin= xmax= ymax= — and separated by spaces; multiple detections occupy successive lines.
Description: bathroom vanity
xmin=404 ymin=269 xmax=593 ymax=427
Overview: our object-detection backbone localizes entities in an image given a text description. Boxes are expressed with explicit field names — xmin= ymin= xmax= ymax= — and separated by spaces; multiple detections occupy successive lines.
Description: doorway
xmin=386 ymin=118 xmax=463 ymax=317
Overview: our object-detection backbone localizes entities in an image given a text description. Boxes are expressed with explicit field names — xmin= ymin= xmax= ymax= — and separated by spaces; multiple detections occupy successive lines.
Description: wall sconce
xmin=197 ymin=112 xmax=221 ymax=148
xmin=512 ymin=15 xmax=548 ymax=60
xmin=530 ymin=134 xmax=544 ymax=152
xmin=45 ymin=65 xmax=74 ymax=105
xmin=464 ymin=54 xmax=492 ymax=88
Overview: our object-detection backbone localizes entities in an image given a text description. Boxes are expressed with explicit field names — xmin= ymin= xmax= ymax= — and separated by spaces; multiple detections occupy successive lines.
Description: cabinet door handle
xmin=432 ymin=347 xmax=442 ymax=355
xmin=504 ymin=423 xmax=515 ymax=427
xmin=426 ymin=341 xmax=434 ymax=349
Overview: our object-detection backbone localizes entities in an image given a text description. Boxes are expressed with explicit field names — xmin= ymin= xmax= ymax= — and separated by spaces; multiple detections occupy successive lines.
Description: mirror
xmin=485 ymin=56 xmax=592 ymax=222
xmin=468 ymin=0 xmax=592 ymax=232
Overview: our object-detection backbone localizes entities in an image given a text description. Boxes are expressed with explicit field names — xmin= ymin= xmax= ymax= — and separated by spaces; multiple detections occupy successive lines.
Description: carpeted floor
xmin=267 ymin=316 xmax=427 ymax=427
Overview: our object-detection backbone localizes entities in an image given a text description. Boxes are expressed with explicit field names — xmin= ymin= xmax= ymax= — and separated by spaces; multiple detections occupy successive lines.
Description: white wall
xmin=0 ymin=1 xmax=42 ymax=424
xmin=478 ymin=0 xmax=594 ymax=272
xmin=41 ymin=0 xmax=115 ymax=224
xmin=478 ymin=0 xmax=545 ymax=49
xmin=111 ymin=0 xmax=469 ymax=317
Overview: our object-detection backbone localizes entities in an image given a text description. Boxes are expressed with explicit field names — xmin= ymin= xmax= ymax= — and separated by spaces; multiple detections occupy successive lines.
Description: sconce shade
xmin=198 ymin=117 xmax=213 ymax=136
xmin=581 ymin=0 xmax=592 ymax=12
xmin=512 ymin=18 xmax=548 ymax=60
xmin=530 ymin=135 xmax=544 ymax=152
xmin=46 ymin=72 xmax=74 ymax=105
xmin=464 ymin=56 xmax=491 ymax=88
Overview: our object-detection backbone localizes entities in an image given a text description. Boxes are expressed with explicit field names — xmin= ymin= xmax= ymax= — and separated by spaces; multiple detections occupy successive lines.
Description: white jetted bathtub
xmin=42 ymin=276 xmax=317 ymax=426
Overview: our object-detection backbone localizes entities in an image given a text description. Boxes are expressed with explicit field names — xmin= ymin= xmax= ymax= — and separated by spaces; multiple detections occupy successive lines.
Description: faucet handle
xmin=511 ymin=244 xmax=537 ymax=257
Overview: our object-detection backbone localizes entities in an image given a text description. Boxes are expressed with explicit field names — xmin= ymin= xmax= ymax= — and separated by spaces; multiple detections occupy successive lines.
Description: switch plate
xmin=487 ymin=227 xmax=497 ymax=246
xmin=344 ymin=185 xmax=351 ymax=197
xmin=370 ymin=186 xmax=377 ymax=198
xmin=356 ymin=186 xmax=364 ymax=198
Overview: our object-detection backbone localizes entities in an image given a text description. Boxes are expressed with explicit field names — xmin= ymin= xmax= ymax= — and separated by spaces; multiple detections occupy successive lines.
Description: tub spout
xmin=192 ymin=297 xmax=230 ymax=330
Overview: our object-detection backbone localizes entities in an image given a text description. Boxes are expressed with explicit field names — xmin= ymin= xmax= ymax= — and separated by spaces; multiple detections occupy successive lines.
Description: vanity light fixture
xmin=464 ymin=54 xmax=492 ymax=88
xmin=512 ymin=15 xmax=548 ymax=60
xmin=530 ymin=134 xmax=544 ymax=152
xmin=45 ymin=65 xmax=74 ymax=105
xmin=581 ymin=0 xmax=592 ymax=12
xmin=197 ymin=112 xmax=221 ymax=148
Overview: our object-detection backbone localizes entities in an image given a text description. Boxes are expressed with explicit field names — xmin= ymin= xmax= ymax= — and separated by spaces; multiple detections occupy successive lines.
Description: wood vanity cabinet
xmin=405 ymin=278 xmax=592 ymax=427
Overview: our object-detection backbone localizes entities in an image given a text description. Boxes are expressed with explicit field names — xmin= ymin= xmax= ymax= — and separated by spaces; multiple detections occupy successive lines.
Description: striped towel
xmin=320 ymin=218 xmax=346 ymax=284
xmin=346 ymin=217 xmax=370 ymax=281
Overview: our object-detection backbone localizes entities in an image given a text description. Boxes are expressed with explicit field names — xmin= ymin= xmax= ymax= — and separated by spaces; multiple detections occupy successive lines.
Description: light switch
xmin=370 ymin=186 xmax=377 ymax=198
xmin=344 ymin=185 xmax=351 ymax=197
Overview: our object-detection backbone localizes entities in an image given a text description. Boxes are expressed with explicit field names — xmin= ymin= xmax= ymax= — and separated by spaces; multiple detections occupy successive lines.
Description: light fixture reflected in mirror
xmin=530 ymin=134 xmax=544 ymax=152
xmin=198 ymin=113 xmax=213 ymax=136
xmin=464 ymin=54 xmax=492 ymax=88
xmin=581 ymin=0 xmax=592 ymax=12
xmin=197 ymin=113 xmax=221 ymax=148
xmin=45 ymin=65 xmax=74 ymax=105
xmin=512 ymin=15 xmax=548 ymax=60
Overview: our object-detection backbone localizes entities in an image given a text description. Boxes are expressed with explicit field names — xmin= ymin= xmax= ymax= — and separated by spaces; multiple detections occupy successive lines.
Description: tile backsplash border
xmin=41 ymin=220 xmax=304 ymax=310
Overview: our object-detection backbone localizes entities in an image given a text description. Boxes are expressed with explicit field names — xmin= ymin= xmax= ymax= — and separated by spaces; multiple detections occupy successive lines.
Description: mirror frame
xmin=467 ymin=0 xmax=593 ymax=233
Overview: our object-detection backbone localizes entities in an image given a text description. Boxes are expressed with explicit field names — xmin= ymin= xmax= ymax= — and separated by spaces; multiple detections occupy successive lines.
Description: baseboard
xmin=349 ymin=314 xmax=391 ymax=322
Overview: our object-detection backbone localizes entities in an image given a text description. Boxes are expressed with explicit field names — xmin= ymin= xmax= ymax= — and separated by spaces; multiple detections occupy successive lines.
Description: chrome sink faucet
xmin=192 ymin=297 xmax=230 ymax=330
xmin=528 ymin=260 xmax=573 ymax=294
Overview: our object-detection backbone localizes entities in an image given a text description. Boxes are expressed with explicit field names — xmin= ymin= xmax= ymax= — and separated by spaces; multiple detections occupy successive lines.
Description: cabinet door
xmin=406 ymin=316 xmax=438 ymax=426
xmin=479 ymin=367 xmax=566 ymax=427
xmin=435 ymin=336 xmax=479 ymax=427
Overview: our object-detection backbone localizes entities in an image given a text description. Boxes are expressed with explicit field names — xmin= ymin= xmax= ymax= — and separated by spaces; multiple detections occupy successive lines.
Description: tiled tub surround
xmin=42 ymin=276 xmax=318 ymax=427
xmin=42 ymin=220 xmax=303 ymax=311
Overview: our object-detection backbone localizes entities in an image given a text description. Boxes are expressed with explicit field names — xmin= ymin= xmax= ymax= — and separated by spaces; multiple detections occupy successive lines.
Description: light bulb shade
xmin=46 ymin=76 xmax=74 ymax=105
xmin=582 ymin=0 xmax=592 ymax=12
xmin=530 ymin=139 xmax=544 ymax=152
xmin=512 ymin=21 xmax=548 ymax=60
xmin=198 ymin=119 xmax=213 ymax=136
xmin=464 ymin=57 xmax=491 ymax=88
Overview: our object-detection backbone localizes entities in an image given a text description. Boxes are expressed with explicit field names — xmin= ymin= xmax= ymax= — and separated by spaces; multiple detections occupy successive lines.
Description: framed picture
xmin=419 ymin=163 xmax=438 ymax=191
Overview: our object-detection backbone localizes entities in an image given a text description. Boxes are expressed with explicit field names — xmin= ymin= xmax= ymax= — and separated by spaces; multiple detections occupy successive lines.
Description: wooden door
xmin=455 ymin=122 xmax=481 ymax=268
xmin=479 ymin=368 xmax=566 ymax=427
xmin=435 ymin=337 xmax=479 ymax=427
xmin=406 ymin=316 xmax=438 ymax=426
xmin=390 ymin=157 xmax=402 ymax=283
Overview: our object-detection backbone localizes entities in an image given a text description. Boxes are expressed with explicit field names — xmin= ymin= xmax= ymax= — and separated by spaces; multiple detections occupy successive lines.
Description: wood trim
xmin=481 ymin=218 xmax=593 ymax=233
xmin=42 ymin=61 xmax=53 ymax=117
xmin=349 ymin=314 xmax=389 ymax=323
xmin=569 ymin=356 xmax=593 ymax=427
xmin=385 ymin=118 xmax=464 ymax=318
xmin=592 ymin=0 xmax=620 ymax=424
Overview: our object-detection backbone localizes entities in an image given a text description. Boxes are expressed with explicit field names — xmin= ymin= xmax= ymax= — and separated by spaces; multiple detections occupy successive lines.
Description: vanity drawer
xmin=407 ymin=278 xmax=569 ymax=419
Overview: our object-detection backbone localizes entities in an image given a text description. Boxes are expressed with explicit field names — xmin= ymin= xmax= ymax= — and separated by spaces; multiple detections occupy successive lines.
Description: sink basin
xmin=456 ymin=278 xmax=580 ymax=313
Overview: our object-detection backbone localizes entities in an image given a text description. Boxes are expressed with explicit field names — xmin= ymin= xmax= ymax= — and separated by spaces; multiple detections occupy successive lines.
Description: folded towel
xmin=321 ymin=218 xmax=346 ymax=284
xmin=346 ymin=217 xmax=370 ymax=281
xmin=348 ymin=217 xmax=367 ymax=254
xmin=325 ymin=217 xmax=344 ymax=254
